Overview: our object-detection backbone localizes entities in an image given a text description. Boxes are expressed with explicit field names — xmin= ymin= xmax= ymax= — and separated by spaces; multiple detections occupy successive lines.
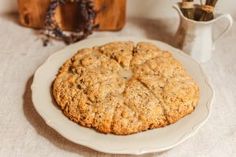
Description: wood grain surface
xmin=18 ymin=0 xmax=126 ymax=31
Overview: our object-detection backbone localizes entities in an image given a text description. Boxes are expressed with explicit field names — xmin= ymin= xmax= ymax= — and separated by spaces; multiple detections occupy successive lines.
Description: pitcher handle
xmin=212 ymin=14 xmax=233 ymax=50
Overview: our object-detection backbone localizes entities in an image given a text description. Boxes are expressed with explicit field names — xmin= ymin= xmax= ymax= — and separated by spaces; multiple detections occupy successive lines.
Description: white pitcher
xmin=173 ymin=4 xmax=233 ymax=63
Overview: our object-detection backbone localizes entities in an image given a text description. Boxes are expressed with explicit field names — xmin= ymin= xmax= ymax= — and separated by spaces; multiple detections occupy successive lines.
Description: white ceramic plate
xmin=31 ymin=37 xmax=214 ymax=155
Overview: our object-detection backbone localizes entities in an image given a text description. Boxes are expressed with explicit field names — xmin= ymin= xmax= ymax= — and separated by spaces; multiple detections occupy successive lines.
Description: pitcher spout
xmin=173 ymin=4 xmax=183 ymax=18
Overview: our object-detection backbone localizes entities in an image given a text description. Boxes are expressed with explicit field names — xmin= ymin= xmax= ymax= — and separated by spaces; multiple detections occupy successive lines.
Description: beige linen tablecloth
xmin=0 ymin=14 xmax=236 ymax=157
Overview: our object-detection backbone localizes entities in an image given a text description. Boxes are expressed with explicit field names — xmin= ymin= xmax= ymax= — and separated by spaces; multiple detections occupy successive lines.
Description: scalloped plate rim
xmin=31 ymin=36 xmax=214 ymax=155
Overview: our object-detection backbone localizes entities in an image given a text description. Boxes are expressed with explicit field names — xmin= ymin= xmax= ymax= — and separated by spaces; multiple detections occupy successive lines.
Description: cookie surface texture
xmin=53 ymin=41 xmax=199 ymax=135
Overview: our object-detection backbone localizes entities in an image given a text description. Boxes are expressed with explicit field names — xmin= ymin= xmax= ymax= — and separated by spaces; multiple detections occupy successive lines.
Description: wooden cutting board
xmin=18 ymin=0 xmax=126 ymax=31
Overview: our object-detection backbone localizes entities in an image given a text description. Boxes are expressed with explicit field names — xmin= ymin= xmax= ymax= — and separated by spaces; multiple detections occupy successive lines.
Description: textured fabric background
xmin=0 ymin=9 xmax=236 ymax=157
xmin=1 ymin=0 xmax=236 ymax=19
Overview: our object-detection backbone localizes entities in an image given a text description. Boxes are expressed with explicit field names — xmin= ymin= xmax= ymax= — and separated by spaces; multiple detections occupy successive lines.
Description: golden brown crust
xmin=52 ymin=41 xmax=200 ymax=135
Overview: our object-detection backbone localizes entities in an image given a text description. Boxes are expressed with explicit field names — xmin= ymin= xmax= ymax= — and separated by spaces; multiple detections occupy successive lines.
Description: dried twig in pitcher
xmin=181 ymin=0 xmax=195 ymax=19
xmin=198 ymin=0 xmax=218 ymax=21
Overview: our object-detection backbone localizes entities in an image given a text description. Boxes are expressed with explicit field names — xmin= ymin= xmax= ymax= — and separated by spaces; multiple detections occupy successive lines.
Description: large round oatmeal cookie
xmin=52 ymin=41 xmax=199 ymax=135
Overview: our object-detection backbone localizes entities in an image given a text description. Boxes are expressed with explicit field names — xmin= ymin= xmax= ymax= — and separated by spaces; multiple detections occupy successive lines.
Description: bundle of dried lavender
xmin=43 ymin=0 xmax=98 ymax=46
xmin=180 ymin=0 xmax=195 ymax=19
